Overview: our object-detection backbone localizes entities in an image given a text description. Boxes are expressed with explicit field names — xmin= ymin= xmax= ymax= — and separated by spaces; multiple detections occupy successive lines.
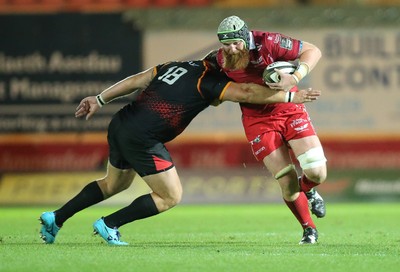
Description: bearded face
xmin=221 ymin=48 xmax=250 ymax=71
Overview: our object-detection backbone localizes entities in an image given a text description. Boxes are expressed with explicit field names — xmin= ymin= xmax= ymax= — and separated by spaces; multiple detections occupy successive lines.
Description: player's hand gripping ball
xmin=263 ymin=61 xmax=296 ymax=83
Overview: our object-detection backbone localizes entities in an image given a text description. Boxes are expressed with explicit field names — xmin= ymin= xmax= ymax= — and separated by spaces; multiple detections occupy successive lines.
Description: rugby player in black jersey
xmin=39 ymin=58 xmax=320 ymax=245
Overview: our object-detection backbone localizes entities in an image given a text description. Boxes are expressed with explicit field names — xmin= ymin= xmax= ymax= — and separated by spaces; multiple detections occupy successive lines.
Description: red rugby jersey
xmin=217 ymin=30 xmax=302 ymax=117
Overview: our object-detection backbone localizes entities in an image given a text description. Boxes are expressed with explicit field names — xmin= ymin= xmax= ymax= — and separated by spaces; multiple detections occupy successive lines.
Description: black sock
xmin=104 ymin=194 xmax=159 ymax=228
xmin=54 ymin=181 xmax=104 ymax=227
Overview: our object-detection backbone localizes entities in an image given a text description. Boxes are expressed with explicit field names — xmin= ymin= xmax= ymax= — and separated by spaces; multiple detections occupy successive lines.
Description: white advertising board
xmin=144 ymin=28 xmax=400 ymax=138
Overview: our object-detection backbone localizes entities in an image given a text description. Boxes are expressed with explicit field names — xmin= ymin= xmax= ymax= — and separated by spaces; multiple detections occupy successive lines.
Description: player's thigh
xmin=142 ymin=166 xmax=182 ymax=201
xmin=289 ymin=135 xmax=322 ymax=157
xmin=262 ymin=144 xmax=293 ymax=176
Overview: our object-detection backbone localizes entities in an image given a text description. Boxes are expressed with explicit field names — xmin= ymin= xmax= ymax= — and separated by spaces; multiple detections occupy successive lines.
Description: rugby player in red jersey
xmin=215 ymin=15 xmax=327 ymax=244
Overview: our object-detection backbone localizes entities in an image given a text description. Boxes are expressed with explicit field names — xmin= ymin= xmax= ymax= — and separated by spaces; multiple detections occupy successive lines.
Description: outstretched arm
xmin=75 ymin=67 xmax=154 ymax=120
xmin=221 ymin=82 xmax=320 ymax=104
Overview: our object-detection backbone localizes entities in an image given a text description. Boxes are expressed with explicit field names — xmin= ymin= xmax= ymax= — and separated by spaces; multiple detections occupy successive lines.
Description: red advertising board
xmin=1 ymin=133 xmax=399 ymax=171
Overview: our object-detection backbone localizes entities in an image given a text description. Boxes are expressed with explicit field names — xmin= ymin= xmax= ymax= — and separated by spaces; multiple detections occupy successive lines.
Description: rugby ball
xmin=263 ymin=61 xmax=296 ymax=83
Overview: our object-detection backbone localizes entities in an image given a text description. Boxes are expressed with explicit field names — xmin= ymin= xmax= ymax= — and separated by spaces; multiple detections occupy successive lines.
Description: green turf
xmin=1 ymin=203 xmax=399 ymax=272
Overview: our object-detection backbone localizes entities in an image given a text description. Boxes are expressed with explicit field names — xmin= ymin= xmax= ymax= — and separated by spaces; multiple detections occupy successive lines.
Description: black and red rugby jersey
xmin=115 ymin=60 xmax=231 ymax=145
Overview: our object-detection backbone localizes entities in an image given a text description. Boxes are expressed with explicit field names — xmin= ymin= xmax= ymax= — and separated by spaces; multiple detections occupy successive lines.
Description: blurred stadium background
xmin=0 ymin=0 xmax=399 ymax=206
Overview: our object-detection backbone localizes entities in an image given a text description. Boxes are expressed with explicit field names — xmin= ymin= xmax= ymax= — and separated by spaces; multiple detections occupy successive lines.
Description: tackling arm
xmin=98 ymin=67 xmax=154 ymax=104
xmin=221 ymin=82 xmax=321 ymax=104
xmin=75 ymin=67 xmax=155 ymax=120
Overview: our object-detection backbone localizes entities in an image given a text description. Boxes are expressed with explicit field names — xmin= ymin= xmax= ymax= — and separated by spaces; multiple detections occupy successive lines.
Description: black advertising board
xmin=0 ymin=13 xmax=142 ymax=132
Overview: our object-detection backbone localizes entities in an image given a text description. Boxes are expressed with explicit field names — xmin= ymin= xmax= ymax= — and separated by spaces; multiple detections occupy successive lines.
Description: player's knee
xmin=297 ymin=146 xmax=327 ymax=183
xmin=274 ymin=165 xmax=299 ymax=199
xmin=162 ymin=189 xmax=183 ymax=211
xmin=169 ymin=191 xmax=182 ymax=206
xmin=274 ymin=164 xmax=296 ymax=180
xmin=304 ymin=167 xmax=327 ymax=184
xmin=297 ymin=146 xmax=327 ymax=170
xmin=279 ymin=176 xmax=302 ymax=200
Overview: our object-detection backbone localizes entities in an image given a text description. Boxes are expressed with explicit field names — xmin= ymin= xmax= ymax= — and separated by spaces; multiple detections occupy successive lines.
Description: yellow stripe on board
xmin=0 ymin=172 xmax=150 ymax=205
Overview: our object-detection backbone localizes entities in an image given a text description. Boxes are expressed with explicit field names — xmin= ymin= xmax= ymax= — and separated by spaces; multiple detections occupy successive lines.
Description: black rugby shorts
xmin=107 ymin=115 xmax=174 ymax=177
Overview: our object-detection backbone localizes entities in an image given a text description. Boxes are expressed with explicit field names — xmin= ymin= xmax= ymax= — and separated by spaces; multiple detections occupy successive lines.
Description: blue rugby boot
xmin=93 ymin=218 xmax=128 ymax=246
xmin=39 ymin=212 xmax=60 ymax=244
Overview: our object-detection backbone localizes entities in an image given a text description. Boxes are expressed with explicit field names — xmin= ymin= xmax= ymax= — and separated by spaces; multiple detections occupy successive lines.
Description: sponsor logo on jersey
xmin=294 ymin=123 xmax=309 ymax=132
xmin=254 ymin=146 xmax=266 ymax=156
xmin=280 ymin=37 xmax=293 ymax=50
xmin=250 ymin=135 xmax=261 ymax=145
xmin=290 ymin=118 xmax=310 ymax=133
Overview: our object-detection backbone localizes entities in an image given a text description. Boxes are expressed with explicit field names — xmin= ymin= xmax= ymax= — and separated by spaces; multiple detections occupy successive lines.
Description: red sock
xmin=299 ymin=174 xmax=319 ymax=192
xmin=284 ymin=192 xmax=316 ymax=229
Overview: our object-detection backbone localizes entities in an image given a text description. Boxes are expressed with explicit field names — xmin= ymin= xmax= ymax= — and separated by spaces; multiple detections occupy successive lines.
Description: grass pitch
xmin=1 ymin=203 xmax=399 ymax=272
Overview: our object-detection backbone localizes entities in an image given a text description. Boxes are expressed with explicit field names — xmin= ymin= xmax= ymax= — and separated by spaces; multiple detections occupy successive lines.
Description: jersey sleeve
xmin=153 ymin=63 xmax=167 ymax=76
xmin=261 ymin=32 xmax=302 ymax=61
xmin=198 ymin=66 xmax=232 ymax=102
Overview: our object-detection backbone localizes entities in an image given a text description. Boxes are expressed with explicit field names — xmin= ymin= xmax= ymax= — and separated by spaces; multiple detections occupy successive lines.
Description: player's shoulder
xmin=156 ymin=60 xmax=203 ymax=72
xmin=252 ymin=30 xmax=282 ymax=43
xmin=155 ymin=61 xmax=174 ymax=72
